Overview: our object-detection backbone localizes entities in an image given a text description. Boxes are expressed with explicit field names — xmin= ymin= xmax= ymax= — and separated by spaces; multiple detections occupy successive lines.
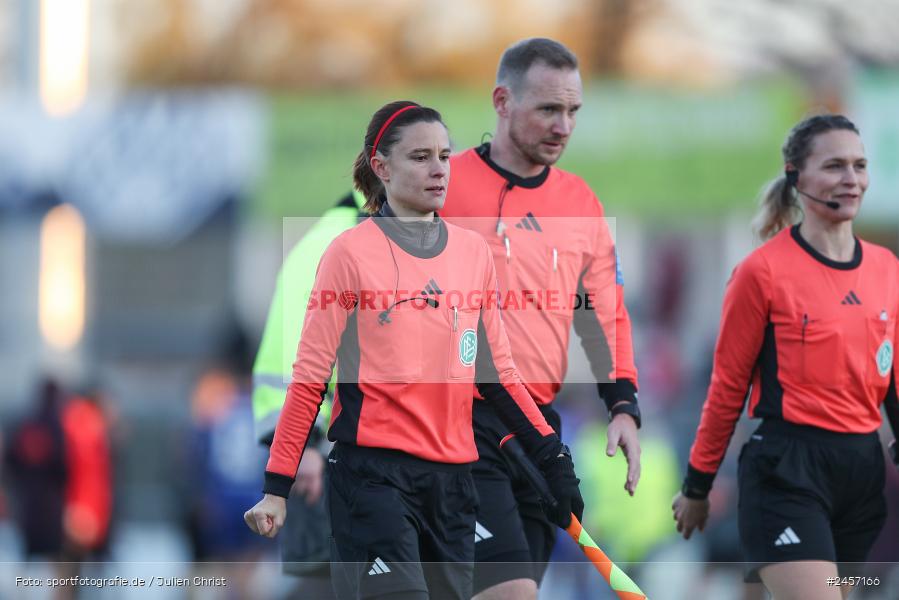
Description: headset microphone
xmin=785 ymin=169 xmax=840 ymax=210
xmin=378 ymin=296 xmax=439 ymax=325
xmin=797 ymin=189 xmax=841 ymax=211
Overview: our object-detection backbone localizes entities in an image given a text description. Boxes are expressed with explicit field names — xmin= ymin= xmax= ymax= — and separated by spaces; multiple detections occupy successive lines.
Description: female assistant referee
xmin=673 ymin=114 xmax=898 ymax=599
xmin=244 ymin=101 xmax=584 ymax=600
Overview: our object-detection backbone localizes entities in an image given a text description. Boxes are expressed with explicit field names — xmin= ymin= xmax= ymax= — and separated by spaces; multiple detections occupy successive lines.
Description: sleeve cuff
xmin=263 ymin=471 xmax=295 ymax=499
xmin=682 ymin=464 xmax=716 ymax=500
xmin=597 ymin=380 xmax=638 ymax=410
xmin=598 ymin=380 xmax=640 ymax=428
xmin=515 ymin=432 xmax=562 ymax=467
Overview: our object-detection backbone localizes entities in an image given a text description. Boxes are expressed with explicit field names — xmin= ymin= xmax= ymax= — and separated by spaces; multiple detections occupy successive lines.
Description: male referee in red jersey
xmin=440 ymin=38 xmax=642 ymax=600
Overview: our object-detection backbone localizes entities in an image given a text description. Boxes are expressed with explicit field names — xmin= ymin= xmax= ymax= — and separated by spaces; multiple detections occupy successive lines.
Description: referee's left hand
xmin=244 ymin=494 xmax=287 ymax=538
xmin=607 ymin=413 xmax=641 ymax=496
xmin=672 ymin=492 xmax=709 ymax=540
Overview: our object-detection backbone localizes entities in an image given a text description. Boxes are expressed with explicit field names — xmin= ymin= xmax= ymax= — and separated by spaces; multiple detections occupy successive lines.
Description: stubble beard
xmin=509 ymin=124 xmax=563 ymax=168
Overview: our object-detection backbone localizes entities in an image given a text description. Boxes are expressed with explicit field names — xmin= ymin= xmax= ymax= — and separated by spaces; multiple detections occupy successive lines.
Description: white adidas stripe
xmin=367 ymin=557 xmax=391 ymax=575
xmin=784 ymin=527 xmax=800 ymax=543
xmin=774 ymin=527 xmax=801 ymax=546
xmin=474 ymin=522 xmax=493 ymax=543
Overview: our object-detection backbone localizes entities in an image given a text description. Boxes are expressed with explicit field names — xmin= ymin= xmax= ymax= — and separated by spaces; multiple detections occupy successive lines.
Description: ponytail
xmin=752 ymin=175 xmax=801 ymax=241
xmin=352 ymin=151 xmax=385 ymax=214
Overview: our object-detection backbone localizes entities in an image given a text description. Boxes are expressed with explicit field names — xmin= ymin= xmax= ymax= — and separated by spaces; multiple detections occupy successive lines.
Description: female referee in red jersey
xmin=244 ymin=101 xmax=584 ymax=600
xmin=673 ymin=114 xmax=898 ymax=599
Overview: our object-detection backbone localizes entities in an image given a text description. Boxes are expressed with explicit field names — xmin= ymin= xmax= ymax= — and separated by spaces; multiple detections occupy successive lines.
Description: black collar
xmin=790 ymin=224 xmax=861 ymax=270
xmin=475 ymin=142 xmax=550 ymax=189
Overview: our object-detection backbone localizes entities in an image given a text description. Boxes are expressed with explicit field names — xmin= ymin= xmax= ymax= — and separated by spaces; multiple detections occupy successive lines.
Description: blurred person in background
xmin=245 ymin=100 xmax=583 ymax=600
xmin=60 ymin=386 xmax=114 ymax=561
xmin=252 ymin=188 xmax=366 ymax=599
xmin=3 ymin=378 xmax=114 ymax=599
xmin=57 ymin=384 xmax=115 ymax=599
xmin=440 ymin=38 xmax=642 ymax=600
xmin=673 ymin=114 xmax=899 ymax=599
xmin=3 ymin=377 xmax=68 ymax=561
xmin=187 ymin=353 xmax=269 ymax=600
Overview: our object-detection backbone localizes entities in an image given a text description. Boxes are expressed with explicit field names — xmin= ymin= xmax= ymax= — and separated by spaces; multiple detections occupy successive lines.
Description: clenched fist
xmin=244 ymin=494 xmax=287 ymax=538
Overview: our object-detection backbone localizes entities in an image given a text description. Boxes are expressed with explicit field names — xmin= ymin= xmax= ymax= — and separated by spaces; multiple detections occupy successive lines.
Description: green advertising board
xmin=255 ymin=80 xmax=807 ymax=219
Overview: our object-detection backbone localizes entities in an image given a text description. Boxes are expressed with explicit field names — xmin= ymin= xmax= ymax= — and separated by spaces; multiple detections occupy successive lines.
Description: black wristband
xmin=609 ymin=401 xmax=641 ymax=429
xmin=597 ymin=380 xmax=638 ymax=412
xmin=681 ymin=464 xmax=716 ymax=500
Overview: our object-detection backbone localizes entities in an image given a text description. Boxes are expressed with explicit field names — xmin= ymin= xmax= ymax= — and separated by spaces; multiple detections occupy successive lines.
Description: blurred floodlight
xmin=40 ymin=0 xmax=90 ymax=116
xmin=39 ymin=204 xmax=86 ymax=350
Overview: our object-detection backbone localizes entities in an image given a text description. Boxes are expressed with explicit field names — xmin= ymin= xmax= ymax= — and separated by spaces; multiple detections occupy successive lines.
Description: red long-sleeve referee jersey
xmin=441 ymin=144 xmax=638 ymax=408
xmin=686 ymin=225 xmax=899 ymax=494
xmin=263 ymin=215 xmax=559 ymax=497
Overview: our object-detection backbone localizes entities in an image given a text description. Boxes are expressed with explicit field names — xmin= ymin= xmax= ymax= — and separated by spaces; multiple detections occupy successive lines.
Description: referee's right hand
xmin=672 ymin=492 xmax=709 ymax=540
xmin=244 ymin=494 xmax=287 ymax=538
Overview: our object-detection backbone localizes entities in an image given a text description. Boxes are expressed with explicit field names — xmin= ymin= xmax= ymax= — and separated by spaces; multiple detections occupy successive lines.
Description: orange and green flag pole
xmin=500 ymin=435 xmax=648 ymax=600
xmin=565 ymin=514 xmax=647 ymax=599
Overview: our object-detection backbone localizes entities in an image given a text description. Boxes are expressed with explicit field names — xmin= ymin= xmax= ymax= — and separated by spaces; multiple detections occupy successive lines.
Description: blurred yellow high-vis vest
xmin=252 ymin=190 xmax=366 ymax=444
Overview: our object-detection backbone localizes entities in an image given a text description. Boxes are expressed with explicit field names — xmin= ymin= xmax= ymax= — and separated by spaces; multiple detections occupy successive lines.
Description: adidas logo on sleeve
xmin=367 ymin=557 xmax=391 ymax=575
xmin=774 ymin=527 xmax=801 ymax=546
xmin=474 ymin=521 xmax=493 ymax=543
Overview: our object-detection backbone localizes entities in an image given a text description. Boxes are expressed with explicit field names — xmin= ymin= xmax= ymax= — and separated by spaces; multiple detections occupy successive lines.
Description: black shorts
xmin=471 ymin=400 xmax=561 ymax=594
xmin=738 ymin=419 xmax=887 ymax=583
xmin=327 ymin=443 xmax=477 ymax=600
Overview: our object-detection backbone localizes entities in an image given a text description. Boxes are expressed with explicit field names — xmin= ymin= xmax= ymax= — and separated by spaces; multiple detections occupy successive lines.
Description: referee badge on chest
xmin=459 ymin=329 xmax=478 ymax=367
xmin=877 ymin=339 xmax=893 ymax=377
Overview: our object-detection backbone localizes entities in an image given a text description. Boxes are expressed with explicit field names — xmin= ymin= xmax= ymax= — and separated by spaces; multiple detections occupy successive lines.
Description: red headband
xmin=370 ymin=105 xmax=418 ymax=159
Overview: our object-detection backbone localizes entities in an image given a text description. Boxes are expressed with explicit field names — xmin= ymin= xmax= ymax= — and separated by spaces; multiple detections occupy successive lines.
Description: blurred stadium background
xmin=0 ymin=1 xmax=898 ymax=598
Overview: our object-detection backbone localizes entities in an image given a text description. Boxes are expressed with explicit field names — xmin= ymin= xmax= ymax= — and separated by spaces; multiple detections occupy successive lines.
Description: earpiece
xmin=785 ymin=169 xmax=799 ymax=187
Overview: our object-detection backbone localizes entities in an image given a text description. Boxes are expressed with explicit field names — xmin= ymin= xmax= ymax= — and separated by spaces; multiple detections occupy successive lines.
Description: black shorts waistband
xmin=333 ymin=442 xmax=473 ymax=474
xmin=756 ymin=419 xmax=879 ymax=449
